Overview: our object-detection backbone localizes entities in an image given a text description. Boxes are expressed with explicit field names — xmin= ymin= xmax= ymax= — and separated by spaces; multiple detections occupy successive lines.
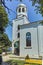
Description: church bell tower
xmin=16 ymin=4 xmax=27 ymax=18
xmin=12 ymin=3 xmax=29 ymax=54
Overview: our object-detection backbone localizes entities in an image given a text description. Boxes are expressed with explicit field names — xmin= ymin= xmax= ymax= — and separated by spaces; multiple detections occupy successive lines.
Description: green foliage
xmin=0 ymin=33 xmax=11 ymax=47
xmin=25 ymin=54 xmax=29 ymax=59
xmin=1 ymin=0 xmax=43 ymax=16
xmin=0 ymin=49 xmax=2 ymax=54
xmin=0 ymin=6 xmax=8 ymax=34
xmin=0 ymin=6 xmax=8 ymax=28
xmin=0 ymin=5 xmax=11 ymax=49
xmin=30 ymin=0 xmax=43 ymax=16
xmin=40 ymin=20 xmax=43 ymax=25
xmin=6 ymin=60 xmax=24 ymax=65
xmin=6 ymin=60 xmax=41 ymax=65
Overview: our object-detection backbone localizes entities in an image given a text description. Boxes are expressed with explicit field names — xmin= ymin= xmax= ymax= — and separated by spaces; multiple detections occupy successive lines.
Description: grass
xmin=6 ymin=60 xmax=42 ymax=65
xmin=6 ymin=60 xmax=24 ymax=65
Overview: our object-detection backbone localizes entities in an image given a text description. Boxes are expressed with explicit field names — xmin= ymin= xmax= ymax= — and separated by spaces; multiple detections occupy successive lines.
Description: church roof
xmin=17 ymin=4 xmax=26 ymax=8
xmin=20 ymin=20 xmax=43 ymax=29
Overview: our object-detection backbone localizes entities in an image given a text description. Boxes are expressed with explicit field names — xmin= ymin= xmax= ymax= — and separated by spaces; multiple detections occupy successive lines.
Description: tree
xmin=0 ymin=6 xmax=8 ymax=33
xmin=5 ymin=0 xmax=43 ymax=16
xmin=0 ymin=0 xmax=22 ymax=13
xmin=0 ymin=33 xmax=11 ymax=47
xmin=30 ymin=0 xmax=43 ymax=16
xmin=0 ymin=5 xmax=11 ymax=49
xmin=0 ymin=5 xmax=11 ymax=63
xmin=0 ymin=0 xmax=12 ymax=10
xmin=1 ymin=0 xmax=43 ymax=16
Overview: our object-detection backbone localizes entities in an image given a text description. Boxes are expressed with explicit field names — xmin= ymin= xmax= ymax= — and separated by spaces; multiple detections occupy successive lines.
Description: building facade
xmin=12 ymin=3 xmax=43 ymax=58
xmin=20 ymin=21 xmax=43 ymax=58
xmin=12 ymin=4 xmax=29 ymax=55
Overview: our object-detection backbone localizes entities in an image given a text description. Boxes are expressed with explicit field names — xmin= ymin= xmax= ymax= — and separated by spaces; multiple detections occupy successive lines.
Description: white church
xmin=12 ymin=3 xmax=43 ymax=58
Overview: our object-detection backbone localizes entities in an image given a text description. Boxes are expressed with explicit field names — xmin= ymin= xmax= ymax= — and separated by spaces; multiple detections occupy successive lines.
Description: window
xmin=14 ymin=41 xmax=20 ymax=55
xmin=18 ymin=8 xmax=21 ymax=12
xmin=22 ymin=8 xmax=25 ymax=12
xmin=18 ymin=25 xmax=20 ymax=30
xmin=14 ymin=41 xmax=19 ymax=48
xmin=18 ymin=33 xmax=20 ymax=38
xmin=26 ymin=32 xmax=31 ymax=47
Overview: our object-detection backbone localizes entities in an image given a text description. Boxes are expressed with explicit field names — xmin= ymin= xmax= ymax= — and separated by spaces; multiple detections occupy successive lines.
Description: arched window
xmin=18 ymin=33 xmax=20 ymax=38
xmin=18 ymin=25 xmax=20 ymax=30
xmin=18 ymin=8 xmax=21 ymax=12
xmin=14 ymin=41 xmax=19 ymax=48
xmin=22 ymin=8 xmax=25 ymax=12
xmin=14 ymin=41 xmax=20 ymax=55
xmin=26 ymin=32 xmax=31 ymax=47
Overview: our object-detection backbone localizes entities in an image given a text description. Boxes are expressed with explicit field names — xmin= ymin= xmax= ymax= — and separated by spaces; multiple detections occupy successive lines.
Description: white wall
xmin=12 ymin=18 xmax=29 ymax=41
xmin=20 ymin=26 xmax=39 ymax=58
xmin=38 ymin=25 xmax=43 ymax=56
xmin=12 ymin=17 xmax=29 ymax=53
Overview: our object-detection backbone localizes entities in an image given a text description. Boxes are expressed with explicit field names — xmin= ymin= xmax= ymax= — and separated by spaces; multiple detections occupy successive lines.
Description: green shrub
xmin=0 ymin=49 xmax=2 ymax=54
xmin=25 ymin=55 xmax=29 ymax=59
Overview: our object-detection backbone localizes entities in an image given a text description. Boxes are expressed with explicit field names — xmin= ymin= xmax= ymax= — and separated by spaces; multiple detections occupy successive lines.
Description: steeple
xmin=16 ymin=4 xmax=27 ymax=18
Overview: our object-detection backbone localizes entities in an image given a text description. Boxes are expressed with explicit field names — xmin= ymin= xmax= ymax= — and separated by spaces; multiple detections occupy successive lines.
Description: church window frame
xmin=18 ymin=8 xmax=21 ymax=12
xmin=18 ymin=33 xmax=20 ymax=38
xmin=22 ymin=8 xmax=25 ymax=12
xmin=26 ymin=32 xmax=31 ymax=47
xmin=18 ymin=25 xmax=20 ymax=30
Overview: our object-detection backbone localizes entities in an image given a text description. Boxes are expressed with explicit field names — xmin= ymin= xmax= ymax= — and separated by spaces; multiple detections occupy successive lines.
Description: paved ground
xmin=2 ymin=54 xmax=43 ymax=65
xmin=2 ymin=54 xmax=24 ymax=62
xmin=2 ymin=62 xmax=9 ymax=65
xmin=2 ymin=55 xmax=11 ymax=62
xmin=2 ymin=55 xmax=12 ymax=65
xmin=2 ymin=54 xmax=24 ymax=65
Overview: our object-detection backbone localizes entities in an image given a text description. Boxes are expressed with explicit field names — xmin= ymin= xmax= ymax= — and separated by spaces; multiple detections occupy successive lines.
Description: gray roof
xmin=20 ymin=20 xmax=43 ymax=29
xmin=21 ymin=20 xmax=43 ymax=26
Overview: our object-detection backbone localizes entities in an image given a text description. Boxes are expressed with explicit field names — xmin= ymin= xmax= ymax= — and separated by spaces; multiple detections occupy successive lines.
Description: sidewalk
xmin=2 ymin=54 xmax=24 ymax=65
xmin=2 ymin=54 xmax=24 ymax=62
xmin=2 ymin=55 xmax=12 ymax=62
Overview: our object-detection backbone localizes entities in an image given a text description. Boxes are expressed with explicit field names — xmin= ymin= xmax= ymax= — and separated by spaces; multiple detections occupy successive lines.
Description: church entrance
xmin=14 ymin=41 xmax=20 ymax=55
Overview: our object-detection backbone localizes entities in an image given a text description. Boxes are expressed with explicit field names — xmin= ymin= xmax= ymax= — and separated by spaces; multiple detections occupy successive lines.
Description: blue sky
xmin=5 ymin=0 xmax=43 ymax=41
